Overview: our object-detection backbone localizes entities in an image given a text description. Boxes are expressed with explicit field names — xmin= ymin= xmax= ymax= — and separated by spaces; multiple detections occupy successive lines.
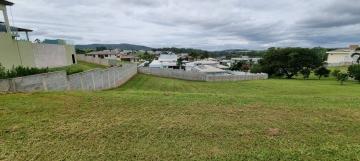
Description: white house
xmin=191 ymin=65 xmax=228 ymax=76
xmin=149 ymin=53 xmax=178 ymax=69
xmin=231 ymin=56 xmax=262 ymax=64
xmin=185 ymin=60 xmax=229 ymax=71
xmin=326 ymin=45 xmax=360 ymax=66
xmin=85 ymin=49 xmax=139 ymax=62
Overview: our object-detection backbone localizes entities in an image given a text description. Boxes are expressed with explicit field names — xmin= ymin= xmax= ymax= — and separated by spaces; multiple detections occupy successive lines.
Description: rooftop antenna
xmin=9 ymin=5 xmax=19 ymax=39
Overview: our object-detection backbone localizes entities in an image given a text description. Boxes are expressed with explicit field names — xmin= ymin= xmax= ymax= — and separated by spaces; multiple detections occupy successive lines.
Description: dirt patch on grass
xmin=266 ymin=128 xmax=281 ymax=137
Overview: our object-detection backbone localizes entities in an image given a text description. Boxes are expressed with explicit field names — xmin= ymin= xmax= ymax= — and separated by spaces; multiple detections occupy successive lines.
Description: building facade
xmin=0 ymin=1 xmax=76 ymax=69
xmin=149 ymin=53 xmax=178 ymax=69
xmin=326 ymin=45 xmax=359 ymax=66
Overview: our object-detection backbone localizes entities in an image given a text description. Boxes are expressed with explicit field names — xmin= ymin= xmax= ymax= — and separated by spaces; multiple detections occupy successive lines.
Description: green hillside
xmin=1 ymin=75 xmax=360 ymax=160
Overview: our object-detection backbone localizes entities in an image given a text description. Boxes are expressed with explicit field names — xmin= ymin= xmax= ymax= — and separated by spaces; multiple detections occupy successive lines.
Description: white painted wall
xmin=33 ymin=44 xmax=70 ymax=68
xmin=327 ymin=53 xmax=353 ymax=64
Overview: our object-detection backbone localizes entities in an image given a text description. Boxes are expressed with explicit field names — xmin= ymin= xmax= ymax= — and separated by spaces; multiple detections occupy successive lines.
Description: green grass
xmin=328 ymin=66 xmax=349 ymax=72
xmin=50 ymin=61 xmax=107 ymax=75
xmin=1 ymin=74 xmax=360 ymax=160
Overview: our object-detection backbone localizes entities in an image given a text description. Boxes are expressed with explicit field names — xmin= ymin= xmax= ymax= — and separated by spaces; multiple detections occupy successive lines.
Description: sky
xmin=6 ymin=0 xmax=360 ymax=50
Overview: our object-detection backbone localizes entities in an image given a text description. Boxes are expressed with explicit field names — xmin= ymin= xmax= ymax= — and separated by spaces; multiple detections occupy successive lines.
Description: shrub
xmin=299 ymin=68 xmax=311 ymax=79
xmin=0 ymin=64 xmax=49 ymax=79
xmin=332 ymin=69 xmax=341 ymax=78
xmin=250 ymin=64 xmax=263 ymax=73
xmin=230 ymin=61 xmax=247 ymax=71
xmin=348 ymin=64 xmax=360 ymax=83
xmin=314 ymin=66 xmax=331 ymax=79
xmin=0 ymin=64 xmax=6 ymax=79
xmin=66 ymin=67 xmax=84 ymax=75
xmin=336 ymin=72 xmax=349 ymax=85
xmin=241 ymin=64 xmax=251 ymax=72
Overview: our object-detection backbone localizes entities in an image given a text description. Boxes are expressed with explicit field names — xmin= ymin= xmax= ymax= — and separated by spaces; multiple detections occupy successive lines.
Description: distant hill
xmin=76 ymin=43 xmax=152 ymax=50
xmin=211 ymin=49 xmax=266 ymax=58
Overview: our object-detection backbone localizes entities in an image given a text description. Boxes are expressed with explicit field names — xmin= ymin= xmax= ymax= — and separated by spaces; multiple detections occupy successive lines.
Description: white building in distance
xmin=149 ymin=53 xmax=178 ymax=69
xmin=326 ymin=45 xmax=360 ymax=66
xmin=185 ymin=60 xmax=229 ymax=71
xmin=231 ymin=56 xmax=262 ymax=64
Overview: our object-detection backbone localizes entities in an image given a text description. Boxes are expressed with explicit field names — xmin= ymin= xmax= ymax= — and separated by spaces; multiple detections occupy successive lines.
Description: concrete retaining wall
xmin=138 ymin=67 xmax=268 ymax=82
xmin=68 ymin=64 xmax=137 ymax=91
xmin=76 ymin=55 xmax=118 ymax=66
xmin=0 ymin=71 xmax=68 ymax=92
xmin=206 ymin=74 xmax=268 ymax=82
xmin=138 ymin=67 xmax=207 ymax=81
xmin=0 ymin=64 xmax=137 ymax=93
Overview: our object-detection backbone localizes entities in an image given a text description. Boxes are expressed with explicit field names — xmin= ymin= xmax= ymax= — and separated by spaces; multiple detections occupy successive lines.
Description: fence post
xmin=42 ymin=76 xmax=48 ymax=91
xmin=92 ymin=72 xmax=96 ymax=90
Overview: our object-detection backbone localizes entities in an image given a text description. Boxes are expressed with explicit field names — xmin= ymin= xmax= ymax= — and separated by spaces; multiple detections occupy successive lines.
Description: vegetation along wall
xmin=0 ymin=64 xmax=137 ymax=92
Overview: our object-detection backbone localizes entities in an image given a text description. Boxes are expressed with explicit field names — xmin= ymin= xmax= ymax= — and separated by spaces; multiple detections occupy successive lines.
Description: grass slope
xmin=50 ymin=61 xmax=107 ymax=75
xmin=1 ymin=74 xmax=360 ymax=160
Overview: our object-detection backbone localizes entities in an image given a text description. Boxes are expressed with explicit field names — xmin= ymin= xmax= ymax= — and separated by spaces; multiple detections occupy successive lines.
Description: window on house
xmin=0 ymin=10 xmax=4 ymax=22
xmin=0 ymin=10 xmax=5 ymax=33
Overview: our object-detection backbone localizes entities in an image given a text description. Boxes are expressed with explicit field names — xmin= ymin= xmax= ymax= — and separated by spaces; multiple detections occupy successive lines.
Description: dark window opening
xmin=72 ymin=54 xmax=76 ymax=64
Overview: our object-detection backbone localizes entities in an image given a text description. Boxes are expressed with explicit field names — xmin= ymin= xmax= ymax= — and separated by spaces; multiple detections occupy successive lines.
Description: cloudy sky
xmin=6 ymin=0 xmax=360 ymax=50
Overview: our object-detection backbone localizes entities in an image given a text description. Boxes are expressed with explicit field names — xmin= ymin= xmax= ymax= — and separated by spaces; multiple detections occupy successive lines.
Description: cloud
xmin=299 ymin=0 xmax=360 ymax=28
xmin=7 ymin=0 xmax=360 ymax=50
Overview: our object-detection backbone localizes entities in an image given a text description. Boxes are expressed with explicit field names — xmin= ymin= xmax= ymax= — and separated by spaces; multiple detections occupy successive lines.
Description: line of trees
xmin=331 ymin=65 xmax=360 ymax=85
xmin=250 ymin=47 xmax=360 ymax=85
xmin=255 ymin=47 xmax=328 ymax=79
xmin=155 ymin=47 xmax=210 ymax=60
xmin=139 ymin=51 xmax=156 ymax=62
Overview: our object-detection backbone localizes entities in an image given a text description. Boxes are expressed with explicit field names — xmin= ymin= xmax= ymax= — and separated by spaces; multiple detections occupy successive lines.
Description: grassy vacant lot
xmin=1 ymin=74 xmax=360 ymax=160
xmin=50 ymin=61 xmax=107 ymax=74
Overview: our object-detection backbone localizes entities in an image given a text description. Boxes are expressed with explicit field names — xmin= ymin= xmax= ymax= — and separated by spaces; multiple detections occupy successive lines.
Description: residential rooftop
xmin=159 ymin=53 xmax=178 ymax=61
xmin=193 ymin=65 xmax=226 ymax=73
xmin=327 ymin=45 xmax=360 ymax=54
xmin=0 ymin=22 xmax=33 ymax=32
xmin=0 ymin=0 xmax=14 ymax=6
xmin=87 ymin=49 xmax=122 ymax=55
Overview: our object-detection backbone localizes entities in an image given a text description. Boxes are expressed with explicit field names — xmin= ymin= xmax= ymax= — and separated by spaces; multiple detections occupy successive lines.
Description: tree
xmin=189 ymin=51 xmax=199 ymax=60
xmin=177 ymin=57 xmax=184 ymax=69
xmin=351 ymin=53 xmax=360 ymax=64
xmin=200 ymin=51 xmax=209 ymax=59
xmin=300 ymin=68 xmax=311 ymax=79
xmin=314 ymin=66 xmax=331 ymax=79
xmin=76 ymin=49 xmax=86 ymax=54
xmin=241 ymin=63 xmax=251 ymax=72
xmin=140 ymin=51 xmax=156 ymax=62
xmin=348 ymin=64 xmax=360 ymax=83
xmin=230 ymin=61 xmax=247 ymax=71
xmin=250 ymin=64 xmax=263 ymax=73
xmin=336 ymin=72 xmax=349 ymax=85
xmin=332 ymin=69 xmax=341 ymax=78
xmin=96 ymin=46 xmax=107 ymax=51
xmin=312 ymin=47 xmax=329 ymax=62
xmin=34 ymin=39 xmax=41 ymax=43
xmin=259 ymin=47 xmax=324 ymax=79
